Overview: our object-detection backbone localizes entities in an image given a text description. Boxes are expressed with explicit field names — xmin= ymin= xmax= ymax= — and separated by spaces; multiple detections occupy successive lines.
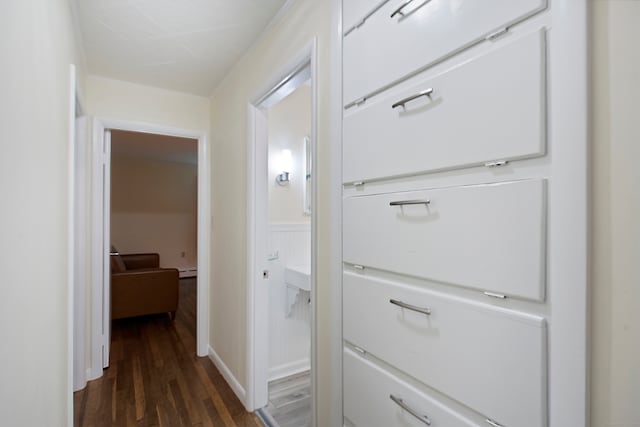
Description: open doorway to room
xmin=262 ymin=80 xmax=313 ymax=427
xmin=105 ymin=129 xmax=200 ymax=362
xmin=84 ymin=120 xmax=210 ymax=383
xmin=108 ymin=129 xmax=199 ymax=354
xmin=74 ymin=123 xmax=217 ymax=425
xmin=247 ymin=42 xmax=317 ymax=427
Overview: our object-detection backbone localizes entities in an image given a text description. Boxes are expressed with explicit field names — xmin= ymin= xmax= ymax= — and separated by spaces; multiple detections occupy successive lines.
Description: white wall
xmin=111 ymin=155 xmax=198 ymax=271
xmin=208 ymin=0 xmax=334 ymax=422
xmin=86 ymin=75 xmax=210 ymax=131
xmin=267 ymin=224 xmax=311 ymax=380
xmin=268 ymin=84 xmax=312 ymax=224
xmin=0 ymin=0 xmax=84 ymax=425
xmin=591 ymin=1 xmax=640 ymax=425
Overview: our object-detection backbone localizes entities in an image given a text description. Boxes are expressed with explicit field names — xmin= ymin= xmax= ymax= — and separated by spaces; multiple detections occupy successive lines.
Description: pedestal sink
xmin=284 ymin=264 xmax=311 ymax=291
xmin=284 ymin=265 xmax=310 ymax=316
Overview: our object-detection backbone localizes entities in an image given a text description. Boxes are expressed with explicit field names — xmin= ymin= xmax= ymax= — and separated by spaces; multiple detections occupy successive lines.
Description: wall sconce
xmin=276 ymin=149 xmax=292 ymax=186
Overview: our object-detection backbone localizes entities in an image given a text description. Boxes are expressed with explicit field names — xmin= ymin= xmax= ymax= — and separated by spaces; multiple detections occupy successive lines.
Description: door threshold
xmin=256 ymin=408 xmax=279 ymax=427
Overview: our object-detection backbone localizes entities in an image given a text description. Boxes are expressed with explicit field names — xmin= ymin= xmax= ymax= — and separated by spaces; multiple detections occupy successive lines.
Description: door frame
xmin=68 ymin=63 xmax=87 ymax=425
xmin=245 ymin=39 xmax=318 ymax=421
xmin=90 ymin=118 xmax=211 ymax=378
xmin=72 ymin=112 xmax=88 ymax=387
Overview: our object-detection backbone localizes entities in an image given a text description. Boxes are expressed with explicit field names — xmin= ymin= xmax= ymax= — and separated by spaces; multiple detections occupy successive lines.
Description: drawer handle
xmin=391 ymin=88 xmax=434 ymax=109
xmin=390 ymin=0 xmax=417 ymax=18
xmin=389 ymin=199 xmax=430 ymax=207
xmin=390 ymin=394 xmax=432 ymax=425
xmin=390 ymin=299 xmax=432 ymax=316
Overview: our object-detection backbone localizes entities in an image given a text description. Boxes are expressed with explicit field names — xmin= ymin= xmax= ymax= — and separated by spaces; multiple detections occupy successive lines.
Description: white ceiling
xmin=73 ymin=0 xmax=289 ymax=96
xmin=111 ymin=130 xmax=198 ymax=165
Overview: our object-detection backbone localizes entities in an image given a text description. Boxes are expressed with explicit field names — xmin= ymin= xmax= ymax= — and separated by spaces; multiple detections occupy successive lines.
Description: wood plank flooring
xmin=74 ymin=278 xmax=263 ymax=427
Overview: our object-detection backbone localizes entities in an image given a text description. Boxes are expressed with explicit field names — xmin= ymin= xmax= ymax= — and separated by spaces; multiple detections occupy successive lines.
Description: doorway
xmin=89 ymin=120 xmax=210 ymax=379
xmin=247 ymin=41 xmax=317 ymax=427
xmin=109 ymin=130 xmax=198 ymax=281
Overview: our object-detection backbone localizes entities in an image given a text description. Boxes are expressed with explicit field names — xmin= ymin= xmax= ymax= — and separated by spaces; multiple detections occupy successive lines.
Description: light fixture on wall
xmin=276 ymin=149 xmax=292 ymax=186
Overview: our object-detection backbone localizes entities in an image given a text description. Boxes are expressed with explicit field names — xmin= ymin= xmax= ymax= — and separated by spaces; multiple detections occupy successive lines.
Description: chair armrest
xmin=121 ymin=253 xmax=160 ymax=269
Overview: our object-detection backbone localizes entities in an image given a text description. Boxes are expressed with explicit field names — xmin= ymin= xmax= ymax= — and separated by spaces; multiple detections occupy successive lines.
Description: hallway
xmin=74 ymin=278 xmax=262 ymax=427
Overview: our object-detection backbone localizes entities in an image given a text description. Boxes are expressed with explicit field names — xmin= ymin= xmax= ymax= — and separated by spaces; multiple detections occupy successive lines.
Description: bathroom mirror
xmin=303 ymin=135 xmax=311 ymax=215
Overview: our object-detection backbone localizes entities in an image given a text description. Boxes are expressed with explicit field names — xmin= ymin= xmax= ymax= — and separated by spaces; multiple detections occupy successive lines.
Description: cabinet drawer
xmin=343 ymin=30 xmax=546 ymax=184
xmin=343 ymin=273 xmax=547 ymax=427
xmin=344 ymin=347 xmax=482 ymax=427
xmin=343 ymin=0 xmax=546 ymax=103
xmin=343 ymin=0 xmax=380 ymax=33
xmin=343 ymin=179 xmax=546 ymax=301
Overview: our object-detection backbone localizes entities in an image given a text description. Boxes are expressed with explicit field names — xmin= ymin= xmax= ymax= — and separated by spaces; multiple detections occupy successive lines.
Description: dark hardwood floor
xmin=74 ymin=278 xmax=263 ymax=427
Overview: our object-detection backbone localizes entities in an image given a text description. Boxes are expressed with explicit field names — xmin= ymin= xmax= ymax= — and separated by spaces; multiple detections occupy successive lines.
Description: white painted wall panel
xmin=267 ymin=224 xmax=311 ymax=380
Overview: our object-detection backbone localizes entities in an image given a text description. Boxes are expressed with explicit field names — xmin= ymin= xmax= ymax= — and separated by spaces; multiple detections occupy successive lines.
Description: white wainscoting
xmin=268 ymin=223 xmax=311 ymax=381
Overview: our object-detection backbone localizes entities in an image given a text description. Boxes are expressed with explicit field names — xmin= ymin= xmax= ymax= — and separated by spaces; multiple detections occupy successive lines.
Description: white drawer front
xmin=343 ymin=273 xmax=547 ymax=427
xmin=344 ymin=30 xmax=546 ymax=184
xmin=344 ymin=347 xmax=482 ymax=427
xmin=343 ymin=179 xmax=546 ymax=301
xmin=343 ymin=0 xmax=381 ymax=33
xmin=343 ymin=0 xmax=546 ymax=103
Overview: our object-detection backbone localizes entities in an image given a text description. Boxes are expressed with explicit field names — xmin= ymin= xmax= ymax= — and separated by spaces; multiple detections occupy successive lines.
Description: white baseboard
xmin=268 ymin=358 xmax=310 ymax=382
xmin=73 ymin=371 xmax=87 ymax=392
xmin=87 ymin=366 xmax=103 ymax=382
xmin=208 ymin=346 xmax=247 ymax=408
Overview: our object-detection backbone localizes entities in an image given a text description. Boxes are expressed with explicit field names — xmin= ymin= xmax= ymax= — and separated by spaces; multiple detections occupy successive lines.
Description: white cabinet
xmin=344 ymin=273 xmax=547 ymax=427
xmin=344 ymin=347 xmax=483 ymax=427
xmin=340 ymin=1 xmax=588 ymax=426
xmin=343 ymin=179 xmax=547 ymax=301
xmin=343 ymin=30 xmax=546 ymax=184
xmin=343 ymin=0 xmax=547 ymax=103
xmin=343 ymin=0 xmax=379 ymax=33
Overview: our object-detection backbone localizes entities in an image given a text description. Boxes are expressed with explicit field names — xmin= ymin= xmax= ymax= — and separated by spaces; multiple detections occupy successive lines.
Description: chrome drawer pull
xmin=390 ymin=299 xmax=431 ymax=316
xmin=485 ymin=419 xmax=505 ymax=427
xmin=391 ymin=88 xmax=433 ymax=109
xmin=390 ymin=0 xmax=416 ymax=18
xmin=390 ymin=394 xmax=431 ymax=425
xmin=389 ymin=199 xmax=430 ymax=207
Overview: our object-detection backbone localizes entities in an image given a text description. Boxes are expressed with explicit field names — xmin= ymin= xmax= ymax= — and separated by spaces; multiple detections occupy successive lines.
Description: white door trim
xmin=90 ymin=118 xmax=211 ymax=380
xmin=246 ymin=39 xmax=318 ymax=422
xmin=245 ymin=104 xmax=268 ymax=410
xmin=90 ymin=125 xmax=113 ymax=371
xmin=328 ymin=1 xmax=344 ymax=424
xmin=72 ymin=113 xmax=89 ymax=389
xmin=67 ymin=63 xmax=79 ymax=426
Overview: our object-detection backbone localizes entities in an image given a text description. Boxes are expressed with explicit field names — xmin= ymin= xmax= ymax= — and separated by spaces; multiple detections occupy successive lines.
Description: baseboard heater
xmin=179 ymin=268 xmax=197 ymax=278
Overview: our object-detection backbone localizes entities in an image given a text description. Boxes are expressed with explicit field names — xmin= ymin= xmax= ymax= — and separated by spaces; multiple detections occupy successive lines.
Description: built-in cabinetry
xmin=341 ymin=1 xmax=588 ymax=426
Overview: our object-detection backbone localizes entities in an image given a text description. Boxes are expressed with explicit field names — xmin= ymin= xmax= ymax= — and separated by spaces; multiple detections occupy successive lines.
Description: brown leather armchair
xmin=110 ymin=246 xmax=179 ymax=320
